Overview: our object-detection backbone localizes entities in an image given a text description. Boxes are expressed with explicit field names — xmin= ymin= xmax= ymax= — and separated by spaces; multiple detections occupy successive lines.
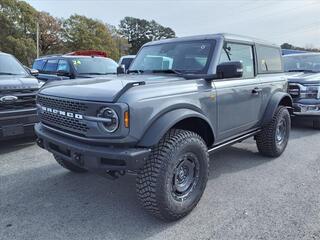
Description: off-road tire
xmin=256 ymin=106 xmax=291 ymax=157
xmin=313 ymin=119 xmax=320 ymax=130
xmin=54 ymin=155 xmax=87 ymax=173
xmin=136 ymin=129 xmax=209 ymax=221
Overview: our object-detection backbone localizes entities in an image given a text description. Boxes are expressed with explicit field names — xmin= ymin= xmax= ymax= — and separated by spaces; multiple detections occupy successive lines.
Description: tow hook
xmin=36 ymin=138 xmax=44 ymax=148
xmin=73 ymin=153 xmax=84 ymax=166
xmin=105 ymin=170 xmax=126 ymax=180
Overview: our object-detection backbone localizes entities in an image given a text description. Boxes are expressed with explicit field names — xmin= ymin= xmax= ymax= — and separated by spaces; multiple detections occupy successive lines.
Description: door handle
xmin=252 ymin=87 xmax=262 ymax=95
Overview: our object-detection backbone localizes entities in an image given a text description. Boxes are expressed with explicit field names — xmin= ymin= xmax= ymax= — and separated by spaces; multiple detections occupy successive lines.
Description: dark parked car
xmin=35 ymin=33 xmax=292 ymax=221
xmin=0 ymin=52 xmax=40 ymax=140
xmin=32 ymin=52 xmax=118 ymax=82
xmin=118 ymin=55 xmax=135 ymax=71
xmin=282 ymin=49 xmax=307 ymax=55
xmin=284 ymin=53 xmax=320 ymax=129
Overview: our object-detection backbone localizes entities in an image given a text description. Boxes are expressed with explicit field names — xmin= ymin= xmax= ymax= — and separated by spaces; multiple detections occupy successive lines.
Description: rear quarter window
xmin=256 ymin=45 xmax=283 ymax=73
xmin=43 ymin=59 xmax=58 ymax=73
xmin=32 ymin=59 xmax=46 ymax=71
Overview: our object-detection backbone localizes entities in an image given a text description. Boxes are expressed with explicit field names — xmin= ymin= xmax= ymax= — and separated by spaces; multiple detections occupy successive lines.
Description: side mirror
xmin=216 ymin=61 xmax=243 ymax=79
xmin=24 ymin=66 xmax=39 ymax=76
xmin=117 ymin=64 xmax=126 ymax=74
xmin=57 ymin=70 xmax=70 ymax=77
xmin=29 ymin=69 xmax=39 ymax=76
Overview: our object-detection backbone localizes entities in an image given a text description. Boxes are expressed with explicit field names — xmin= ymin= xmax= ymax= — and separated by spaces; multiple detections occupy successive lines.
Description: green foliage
xmin=0 ymin=0 xmax=176 ymax=64
xmin=38 ymin=11 xmax=64 ymax=55
xmin=281 ymin=42 xmax=320 ymax=52
xmin=4 ymin=36 xmax=36 ymax=64
xmin=0 ymin=0 xmax=37 ymax=65
xmin=118 ymin=17 xmax=176 ymax=54
xmin=63 ymin=15 xmax=120 ymax=60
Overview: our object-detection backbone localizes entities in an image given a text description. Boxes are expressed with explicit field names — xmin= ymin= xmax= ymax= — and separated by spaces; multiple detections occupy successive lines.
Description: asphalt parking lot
xmin=1 ymin=120 xmax=320 ymax=240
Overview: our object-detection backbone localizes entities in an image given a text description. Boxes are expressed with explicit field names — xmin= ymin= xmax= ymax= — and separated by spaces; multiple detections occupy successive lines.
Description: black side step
xmin=208 ymin=129 xmax=261 ymax=153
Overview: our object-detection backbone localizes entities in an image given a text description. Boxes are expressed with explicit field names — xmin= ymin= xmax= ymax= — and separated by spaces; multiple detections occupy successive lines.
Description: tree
xmin=118 ymin=17 xmax=176 ymax=54
xmin=0 ymin=0 xmax=37 ymax=65
xmin=281 ymin=42 xmax=320 ymax=52
xmin=107 ymin=24 xmax=130 ymax=57
xmin=38 ymin=11 xmax=63 ymax=55
xmin=281 ymin=43 xmax=294 ymax=50
xmin=62 ymin=15 xmax=120 ymax=60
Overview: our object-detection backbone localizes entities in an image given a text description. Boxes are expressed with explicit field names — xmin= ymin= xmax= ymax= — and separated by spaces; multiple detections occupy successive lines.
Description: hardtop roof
xmin=35 ymin=55 xmax=107 ymax=61
xmin=144 ymin=33 xmax=279 ymax=48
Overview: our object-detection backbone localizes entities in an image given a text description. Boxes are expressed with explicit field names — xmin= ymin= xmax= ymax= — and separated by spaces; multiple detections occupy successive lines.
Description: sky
xmin=25 ymin=0 xmax=320 ymax=48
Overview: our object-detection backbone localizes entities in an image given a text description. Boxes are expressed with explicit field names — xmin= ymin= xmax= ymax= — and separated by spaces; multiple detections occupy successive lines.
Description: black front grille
xmin=37 ymin=95 xmax=88 ymax=113
xmin=0 ymin=89 xmax=37 ymax=111
xmin=40 ymin=112 xmax=89 ymax=134
xmin=37 ymin=95 xmax=90 ymax=135
xmin=288 ymin=85 xmax=300 ymax=98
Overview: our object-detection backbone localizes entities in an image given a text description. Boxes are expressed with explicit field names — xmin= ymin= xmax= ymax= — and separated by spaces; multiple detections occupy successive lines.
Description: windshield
xmin=283 ymin=54 xmax=320 ymax=73
xmin=0 ymin=54 xmax=28 ymax=76
xmin=129 ymin=40 xmax=215 ymax=74
xmin=72 ymin=57 xmax=117 ymax=75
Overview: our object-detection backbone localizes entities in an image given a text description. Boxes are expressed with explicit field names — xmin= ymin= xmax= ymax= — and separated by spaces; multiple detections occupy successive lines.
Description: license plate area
xmin=2 ymin=124 xmax=24 ymax=137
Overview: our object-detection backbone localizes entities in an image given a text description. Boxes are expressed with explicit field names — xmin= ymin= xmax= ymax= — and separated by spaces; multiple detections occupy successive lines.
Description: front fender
xmin=262 ymin=92 xmax=293 ymax=126
xmin=137 ymin=108 xmax=214 ymax=147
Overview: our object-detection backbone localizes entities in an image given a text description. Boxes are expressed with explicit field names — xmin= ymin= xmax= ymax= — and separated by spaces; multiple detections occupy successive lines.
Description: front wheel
xmin=136 ymin=129 xmax=209 ymax=221
xmin=256 ymin=106 xmax=291 ymax=157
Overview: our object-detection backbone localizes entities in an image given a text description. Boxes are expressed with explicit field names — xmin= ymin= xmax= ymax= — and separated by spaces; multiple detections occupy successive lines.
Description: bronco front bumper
xmin=292 ymin=99 xmax=320 ymax=119
xmin=35 ymin=123 xmax=151 ymax=173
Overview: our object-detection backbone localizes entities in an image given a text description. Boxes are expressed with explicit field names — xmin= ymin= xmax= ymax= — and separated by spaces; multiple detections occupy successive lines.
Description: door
xmin=214 ymin=42 xmax=262 ymax=140
xmin=38 ymin=59 xmax=70 ymax=81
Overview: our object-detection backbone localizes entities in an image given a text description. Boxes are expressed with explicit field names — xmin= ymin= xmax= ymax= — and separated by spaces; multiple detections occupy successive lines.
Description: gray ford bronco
xmin=35 ymin=33 xmax=292 ymax=221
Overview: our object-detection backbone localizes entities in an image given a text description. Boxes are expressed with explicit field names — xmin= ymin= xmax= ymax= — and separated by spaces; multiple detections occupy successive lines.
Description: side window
xmin=43 ymin=59 xmax=58 ymax=73
xmin=219 ymin=42 xmax=254 ymax=78
xmin=32 ymin=59 xmax=46 ymax=71
xmin=57 ymin=59 xmax=70 ymax=72
xmin=256 ymin=45 xmax=282 ymax=73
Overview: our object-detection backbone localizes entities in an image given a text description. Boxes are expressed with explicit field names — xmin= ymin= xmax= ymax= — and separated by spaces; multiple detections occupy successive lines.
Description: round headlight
xmin=98 ymin=107 xmax=119 ymax=132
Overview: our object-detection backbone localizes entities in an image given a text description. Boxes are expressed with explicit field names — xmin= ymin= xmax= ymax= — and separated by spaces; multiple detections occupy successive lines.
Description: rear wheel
xmin=256 ymin=106 xmax=291 ymax=157
xmin=54 ymin=155 xmax=87 ymax=173
xmin=313 ymin=119 xmax=320 ymax=130
xmin=136 ymin=129 xmax=209 ymax=221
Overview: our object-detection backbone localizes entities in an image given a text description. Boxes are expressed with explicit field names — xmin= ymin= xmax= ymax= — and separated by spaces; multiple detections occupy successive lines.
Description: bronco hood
xmin=286 ymin=72 xmax=320 ymax=85
xmin=39 ymin=75 xmax=181 ymax=102
xmin=0 ymin=75 xmax=40 ymax=91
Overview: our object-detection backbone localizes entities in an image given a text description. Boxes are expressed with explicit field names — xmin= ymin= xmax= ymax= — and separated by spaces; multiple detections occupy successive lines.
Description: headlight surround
xmin=301 ymin=85 xmax=320 ymax=99
xmin=98 ymin=107 xmax=119 ymax=133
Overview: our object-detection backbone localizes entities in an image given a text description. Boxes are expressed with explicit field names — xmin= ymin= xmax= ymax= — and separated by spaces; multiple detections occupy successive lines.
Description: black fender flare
xmin=261 ymin=92 xmax=293 ymax=126
xmin=137 ymin=108 xmax=215 ymax=147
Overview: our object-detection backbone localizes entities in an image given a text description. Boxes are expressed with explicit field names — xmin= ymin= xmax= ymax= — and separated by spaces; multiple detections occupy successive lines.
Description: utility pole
xmin=36 ymin=22 xmax=40 ymax=58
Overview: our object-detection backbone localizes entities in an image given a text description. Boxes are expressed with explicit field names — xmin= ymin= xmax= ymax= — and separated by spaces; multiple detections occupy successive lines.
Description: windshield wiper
xmin=288 ymin=69 xmax=317 ymax=73
xmin=151 ymin=69 xmax=183 ymax=75
xmin=79 ymin=72 xmax=116 ymax=75
xmin=127 ymin=69 xmax=144 ymax=74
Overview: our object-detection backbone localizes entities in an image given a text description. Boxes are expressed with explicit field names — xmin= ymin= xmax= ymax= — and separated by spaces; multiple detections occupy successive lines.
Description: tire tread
xmin=136 ymin=129 xmax=208 ymax=221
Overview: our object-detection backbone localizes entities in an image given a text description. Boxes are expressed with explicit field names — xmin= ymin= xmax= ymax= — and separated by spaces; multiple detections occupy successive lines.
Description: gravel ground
xmin=1 ymin=119 xmax=320 ymax=240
